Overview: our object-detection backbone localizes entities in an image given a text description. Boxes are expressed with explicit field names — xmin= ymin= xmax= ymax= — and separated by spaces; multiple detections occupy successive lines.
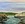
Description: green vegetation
xmin=0 ymin=12 xmax=18 ymax=16
xmin=0 ymin=12 xmax=25 ymax=16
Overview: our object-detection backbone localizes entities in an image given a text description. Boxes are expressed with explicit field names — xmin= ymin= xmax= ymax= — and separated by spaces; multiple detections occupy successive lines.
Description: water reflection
xmin=3 ymin=16 xmax=20 ymax=24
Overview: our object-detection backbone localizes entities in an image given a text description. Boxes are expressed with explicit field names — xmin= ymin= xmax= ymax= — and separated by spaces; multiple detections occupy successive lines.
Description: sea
xmin=3 ymin=16 xmax=21 ymax=24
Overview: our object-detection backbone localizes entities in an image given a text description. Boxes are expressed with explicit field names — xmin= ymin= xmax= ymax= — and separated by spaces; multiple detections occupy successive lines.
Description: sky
xmin=0 ymin=2 xmax=25 ymax=12
xmin=0 ymin=0 xmax=25 ymax=2
xmin=0 ymin=0 xmax=25 ymax=12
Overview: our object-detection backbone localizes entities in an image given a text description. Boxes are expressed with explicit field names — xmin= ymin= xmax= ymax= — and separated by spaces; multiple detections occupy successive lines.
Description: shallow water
xmin=4 ymin=16 xmax=20 ymax=24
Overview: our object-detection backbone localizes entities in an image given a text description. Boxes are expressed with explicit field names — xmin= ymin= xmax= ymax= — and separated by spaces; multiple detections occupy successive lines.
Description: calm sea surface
xmin=3 ymin=16 xmax=20 ymax=24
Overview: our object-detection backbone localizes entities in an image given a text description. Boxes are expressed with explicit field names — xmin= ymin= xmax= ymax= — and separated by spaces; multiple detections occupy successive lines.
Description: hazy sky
xmin=0 ymin=0 xmax=25 ymax=12
xmin=0 ymin=0 xmax=25 ymax=2
xmin=0 ymin=2 xmax=25 ymax=12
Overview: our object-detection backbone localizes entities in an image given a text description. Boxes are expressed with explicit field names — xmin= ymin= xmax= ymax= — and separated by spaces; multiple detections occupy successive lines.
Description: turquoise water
xmin=4 ymin=16 xmax=20 ymax=24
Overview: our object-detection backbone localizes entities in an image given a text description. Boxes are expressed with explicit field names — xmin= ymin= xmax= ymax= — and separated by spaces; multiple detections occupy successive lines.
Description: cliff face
xmin=15 ymin=13 xmax=25 ymax=16
xmin=0 ymin=14 xmax=7 ymax=16
xmin=0 ymin=14 xmax=7 ymax=21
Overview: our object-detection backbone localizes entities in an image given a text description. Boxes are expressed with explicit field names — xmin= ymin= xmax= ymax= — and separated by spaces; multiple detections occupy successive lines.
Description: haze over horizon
xmin=0 ymin=2 xmax=25 ymax=12
xmin=0 ymin=0 xmax=25 ymax=12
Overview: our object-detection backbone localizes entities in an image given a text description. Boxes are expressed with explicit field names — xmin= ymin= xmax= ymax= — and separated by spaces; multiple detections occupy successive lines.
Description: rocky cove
xmin=3 ymin=16 xmax=20 ymax=24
